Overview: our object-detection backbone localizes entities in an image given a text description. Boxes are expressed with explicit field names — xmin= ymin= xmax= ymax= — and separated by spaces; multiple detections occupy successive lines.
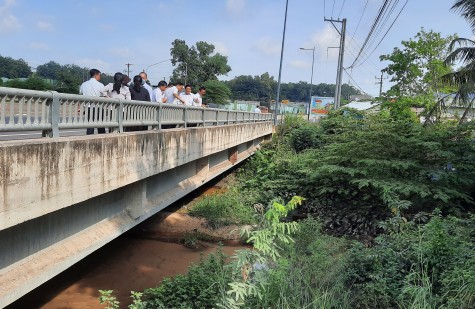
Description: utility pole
xmin=125 ymin=63 xmax=133 ymax=76
xmin=274 ymin=0 xmax=289 ymax=126
xmin=375 ymin=73 xmax=387 ymax=97
xmin=324 ymin=18 xmax=346 ymax=109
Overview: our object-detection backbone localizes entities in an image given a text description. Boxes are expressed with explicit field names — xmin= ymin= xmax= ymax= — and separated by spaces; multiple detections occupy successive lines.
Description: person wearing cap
xmin=139 ymin=72 xmax=154 ymax=102
xmin=101 ymin=72 xmax=131 ymax=100
xmin=79 ymin=68 xmax=106 ymax=135
xmin=153 ymin=81 xmax=168 ymax=103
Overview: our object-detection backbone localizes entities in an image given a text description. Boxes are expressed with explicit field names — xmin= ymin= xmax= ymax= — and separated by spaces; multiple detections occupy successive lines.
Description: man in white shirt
xmin=139 ymin=72 xmax=154 ymax=102
xmin=79 ymin=69 xmax=106 ymax=134
xmin=180 ymin=85 xmax=195 ymax=106
xmin=254 ymin=105 xmax=262 ymax=113
xmin=153 ymin=81 xmax=168 ymax=103
xmin=165 ymin=82 xmax=185 ymax=104
xmin=193 ymin=86 xmax=206 ymax=107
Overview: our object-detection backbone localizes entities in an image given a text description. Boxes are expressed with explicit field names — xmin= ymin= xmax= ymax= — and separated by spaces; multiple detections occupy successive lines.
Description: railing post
xmin=43 ymin=91 xmax=59 ymax=138
xmin=202 ymin=108 xmax=205 ymax=127
xmin=118 ymin=100 xmax=124 ymax=133
xmin=158 ymin=103 xmax=162 ymax=130
xmin=227 ymin=110 xmax=230 ymax=125
xmin=184 ymin=105 xmax=188 ymax=128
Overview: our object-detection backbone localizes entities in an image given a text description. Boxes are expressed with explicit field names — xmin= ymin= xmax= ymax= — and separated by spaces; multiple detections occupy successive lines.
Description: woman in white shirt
xmin=101 ymin=72 xmax=131 ymax=100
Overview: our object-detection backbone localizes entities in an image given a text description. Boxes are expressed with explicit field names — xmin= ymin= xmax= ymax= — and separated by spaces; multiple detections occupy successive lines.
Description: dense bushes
xmin=347 ymin=214 xmax=475 ymax=309
xmin=248 ymin=114 xmax=475 ymax=237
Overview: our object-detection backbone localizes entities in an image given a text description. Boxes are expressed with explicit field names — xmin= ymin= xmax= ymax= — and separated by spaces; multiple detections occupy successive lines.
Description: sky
xmin=0 ymin=0 xmax=473 ymax=96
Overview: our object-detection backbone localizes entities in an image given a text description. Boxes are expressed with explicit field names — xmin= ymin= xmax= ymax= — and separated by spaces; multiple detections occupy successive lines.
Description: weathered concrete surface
xmin=0 ymin=123 xmax=272 ymax=307
xmin=0 ymin=123 xmax=272 ymax=231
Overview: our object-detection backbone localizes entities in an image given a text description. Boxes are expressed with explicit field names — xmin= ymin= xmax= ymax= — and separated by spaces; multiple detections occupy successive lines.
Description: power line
xmin=331 ymin=0 xmax=336 ymax=18
xmin=343 ymin=68 xmax=368 ymax=95
xmin=355 ymin=0 xmax=409 ymax=68
xmin=338 ymin=0 xmax=347 ymax=19
xmin=352 ymin=0 xmax=369 ymax=39
xmin=349 ymin=0 xmax=391 ymax=68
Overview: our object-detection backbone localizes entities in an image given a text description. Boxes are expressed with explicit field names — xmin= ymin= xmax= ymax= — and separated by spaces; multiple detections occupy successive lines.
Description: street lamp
xmin=145 ymin=58 xmax=172 ymax=74
xmin=300 ymin=47 xmax=315 ymax=120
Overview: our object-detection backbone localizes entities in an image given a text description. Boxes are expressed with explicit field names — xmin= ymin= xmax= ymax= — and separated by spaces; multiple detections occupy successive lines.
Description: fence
xmin=0 ymin=87 xmax=274 ymax=137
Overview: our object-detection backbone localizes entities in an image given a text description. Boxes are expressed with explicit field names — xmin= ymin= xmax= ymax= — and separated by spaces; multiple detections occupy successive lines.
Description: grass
xmin=188 ymin=188 xmax=257 ymax=229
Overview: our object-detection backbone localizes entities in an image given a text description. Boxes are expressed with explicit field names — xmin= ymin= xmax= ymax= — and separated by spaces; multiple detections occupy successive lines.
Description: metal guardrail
xmin=0 ymin=87 xmax=274 ymax=137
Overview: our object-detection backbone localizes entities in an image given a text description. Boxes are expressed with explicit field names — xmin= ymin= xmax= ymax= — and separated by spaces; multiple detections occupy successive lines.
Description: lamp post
xmin=145 ymin=59 xmax=172 ymax=82
xmin=300 ymin=47 xmax=315 ymax=120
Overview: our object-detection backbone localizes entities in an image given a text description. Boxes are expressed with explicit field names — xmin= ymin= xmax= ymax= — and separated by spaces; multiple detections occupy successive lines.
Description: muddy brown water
xmin=7 ymin=174 xmax=244 ymax=309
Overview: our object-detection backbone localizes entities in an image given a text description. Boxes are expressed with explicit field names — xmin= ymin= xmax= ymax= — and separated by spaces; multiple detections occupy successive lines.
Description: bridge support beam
xmin=0 ymin=123 xmax=272 ymax=307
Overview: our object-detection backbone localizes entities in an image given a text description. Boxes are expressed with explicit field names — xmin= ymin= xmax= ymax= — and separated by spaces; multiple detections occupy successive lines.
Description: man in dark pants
xmin=79 ymin=69 xmax=105 ymax=134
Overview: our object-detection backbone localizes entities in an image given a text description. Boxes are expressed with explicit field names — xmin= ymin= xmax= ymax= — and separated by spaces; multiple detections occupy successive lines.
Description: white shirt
xmin=164 ymin=86 xmax=179 ymax=104
xmin=153 ymin=88 xmax=166 ymax=103
xmin=193 ymin=93 xmax=202 ymax=107
xmin=180 ymin=93 xmax=195 ymax=106
xmin=254 ymin=107 xmax=261 ymax=113
xmin=101 ymin=83 xmax=131 ymax=100
xmin=143 ymin=82 xmax=155 ymax=102
xmin=79 ymin=78 xmax=103 ymax=97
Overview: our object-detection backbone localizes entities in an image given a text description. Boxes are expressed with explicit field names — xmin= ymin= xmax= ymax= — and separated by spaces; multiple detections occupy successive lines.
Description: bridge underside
xmin=0 ymin=123 xmax=272 ymax=307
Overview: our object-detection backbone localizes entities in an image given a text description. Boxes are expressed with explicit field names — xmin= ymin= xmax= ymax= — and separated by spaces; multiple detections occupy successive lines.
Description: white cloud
xmin=109 ymin=47 xmax=132 ymax=58
xmin=213 ymin=42 xmax=229 ymax=55
xmin=29 ymin=42 xmax=50 ymax=50
xmin=226 ymin=0 xmax=245 ymax=13
xmin=254 ymin=37 xmax=280 ymax=56
xmin=75 ymin=58 xmax=112 ymax=73
xmin=308 ymin=25 xmax=340 ymax=60
xmin=36 ymin=21 xmax=54 ymax=32
xmin=290 ymin=60 xmax=311 ymax=69
xmin=0 ymin=0 xmax=21 ymax=35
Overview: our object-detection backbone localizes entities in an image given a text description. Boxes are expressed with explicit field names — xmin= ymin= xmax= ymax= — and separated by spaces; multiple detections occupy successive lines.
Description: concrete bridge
xmin=0 ymin=87 xmax=273 ymax=307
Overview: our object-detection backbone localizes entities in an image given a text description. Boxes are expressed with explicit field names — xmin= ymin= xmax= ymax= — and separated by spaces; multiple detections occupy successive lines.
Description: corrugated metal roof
xmin=344 ymin=101 xmax=380 ymax=110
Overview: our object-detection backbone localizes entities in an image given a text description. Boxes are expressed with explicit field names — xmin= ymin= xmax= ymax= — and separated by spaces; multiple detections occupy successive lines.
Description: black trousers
xmin=86 ymin=107 xmax=106 ymax=135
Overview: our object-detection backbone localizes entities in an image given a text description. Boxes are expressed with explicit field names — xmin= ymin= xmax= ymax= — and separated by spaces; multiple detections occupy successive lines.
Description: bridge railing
xmin=0 ymin=87 xmax=273 ymax=137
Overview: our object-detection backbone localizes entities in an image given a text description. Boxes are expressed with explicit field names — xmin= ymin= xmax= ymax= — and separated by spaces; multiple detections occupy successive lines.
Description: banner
xmin=310 ymin=96 xmax=334 ymax=115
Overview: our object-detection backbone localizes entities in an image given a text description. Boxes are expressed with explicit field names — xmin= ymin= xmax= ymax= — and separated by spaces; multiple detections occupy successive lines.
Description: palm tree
xmin=441 ymin=0 xmax=475 ymax=123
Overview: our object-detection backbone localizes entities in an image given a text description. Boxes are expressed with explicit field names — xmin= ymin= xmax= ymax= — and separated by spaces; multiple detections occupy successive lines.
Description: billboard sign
xmin=310 ymin=96 xmax=334 ymax=120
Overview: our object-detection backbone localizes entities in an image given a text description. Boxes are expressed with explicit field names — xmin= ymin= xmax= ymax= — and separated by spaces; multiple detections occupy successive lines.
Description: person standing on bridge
xmin=101 ymin=72 xmax=131 ymax=100
xmin=179 ymin=85 xmax=195 ymax=106
xmin=193 ymin=86 xmax=206 ymax=107
xmin=153 ymin=81 xmax=168 ymax=103
xmin=79 ymin=69 xmax=106 ymax=135
xmin=139 ymin=72 xmax=155 ymax=102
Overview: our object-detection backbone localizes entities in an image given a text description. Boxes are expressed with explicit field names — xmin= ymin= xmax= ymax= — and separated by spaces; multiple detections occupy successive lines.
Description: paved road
xmin=0 ymin=115 xmax=91 ymax=141
xmin=0 ymin=129 xmax=89 ymax=142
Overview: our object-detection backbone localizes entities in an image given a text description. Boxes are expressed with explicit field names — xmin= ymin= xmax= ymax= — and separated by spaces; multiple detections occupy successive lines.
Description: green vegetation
xmin=189 ymin=188 xmax=257 ymax=229
xmin=105 ymin=112 xmax=472 ymax=309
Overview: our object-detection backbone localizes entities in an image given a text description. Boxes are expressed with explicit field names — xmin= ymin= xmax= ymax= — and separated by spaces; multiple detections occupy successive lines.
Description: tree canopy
xmin=0 ymin=55 xmax=32 ymax=79
xmin=170 ymin=40 xmax=231 ymax=86
xmin=202 ymin=80 xmax=231 ymax=105
xmin=381 ymin=28 xmax=455 ymax=98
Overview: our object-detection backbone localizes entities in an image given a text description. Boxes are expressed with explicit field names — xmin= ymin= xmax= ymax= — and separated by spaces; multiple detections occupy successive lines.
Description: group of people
xmin=79 ymin=68 xmax=207 ymax=134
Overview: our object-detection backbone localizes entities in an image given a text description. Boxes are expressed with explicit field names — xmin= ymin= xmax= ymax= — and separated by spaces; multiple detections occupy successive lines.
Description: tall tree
xmin=170 ymin=40 xmax=231 ymax=86
xmin=442 ymin=0 xmax=475 ymax=122
xmin=202 ymin=80 xmax=231 ymax=104
xmin=380 ymin=28 xmax=455 ymax=100
xmin=0 ymin=55 xmax=31 ymax=78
